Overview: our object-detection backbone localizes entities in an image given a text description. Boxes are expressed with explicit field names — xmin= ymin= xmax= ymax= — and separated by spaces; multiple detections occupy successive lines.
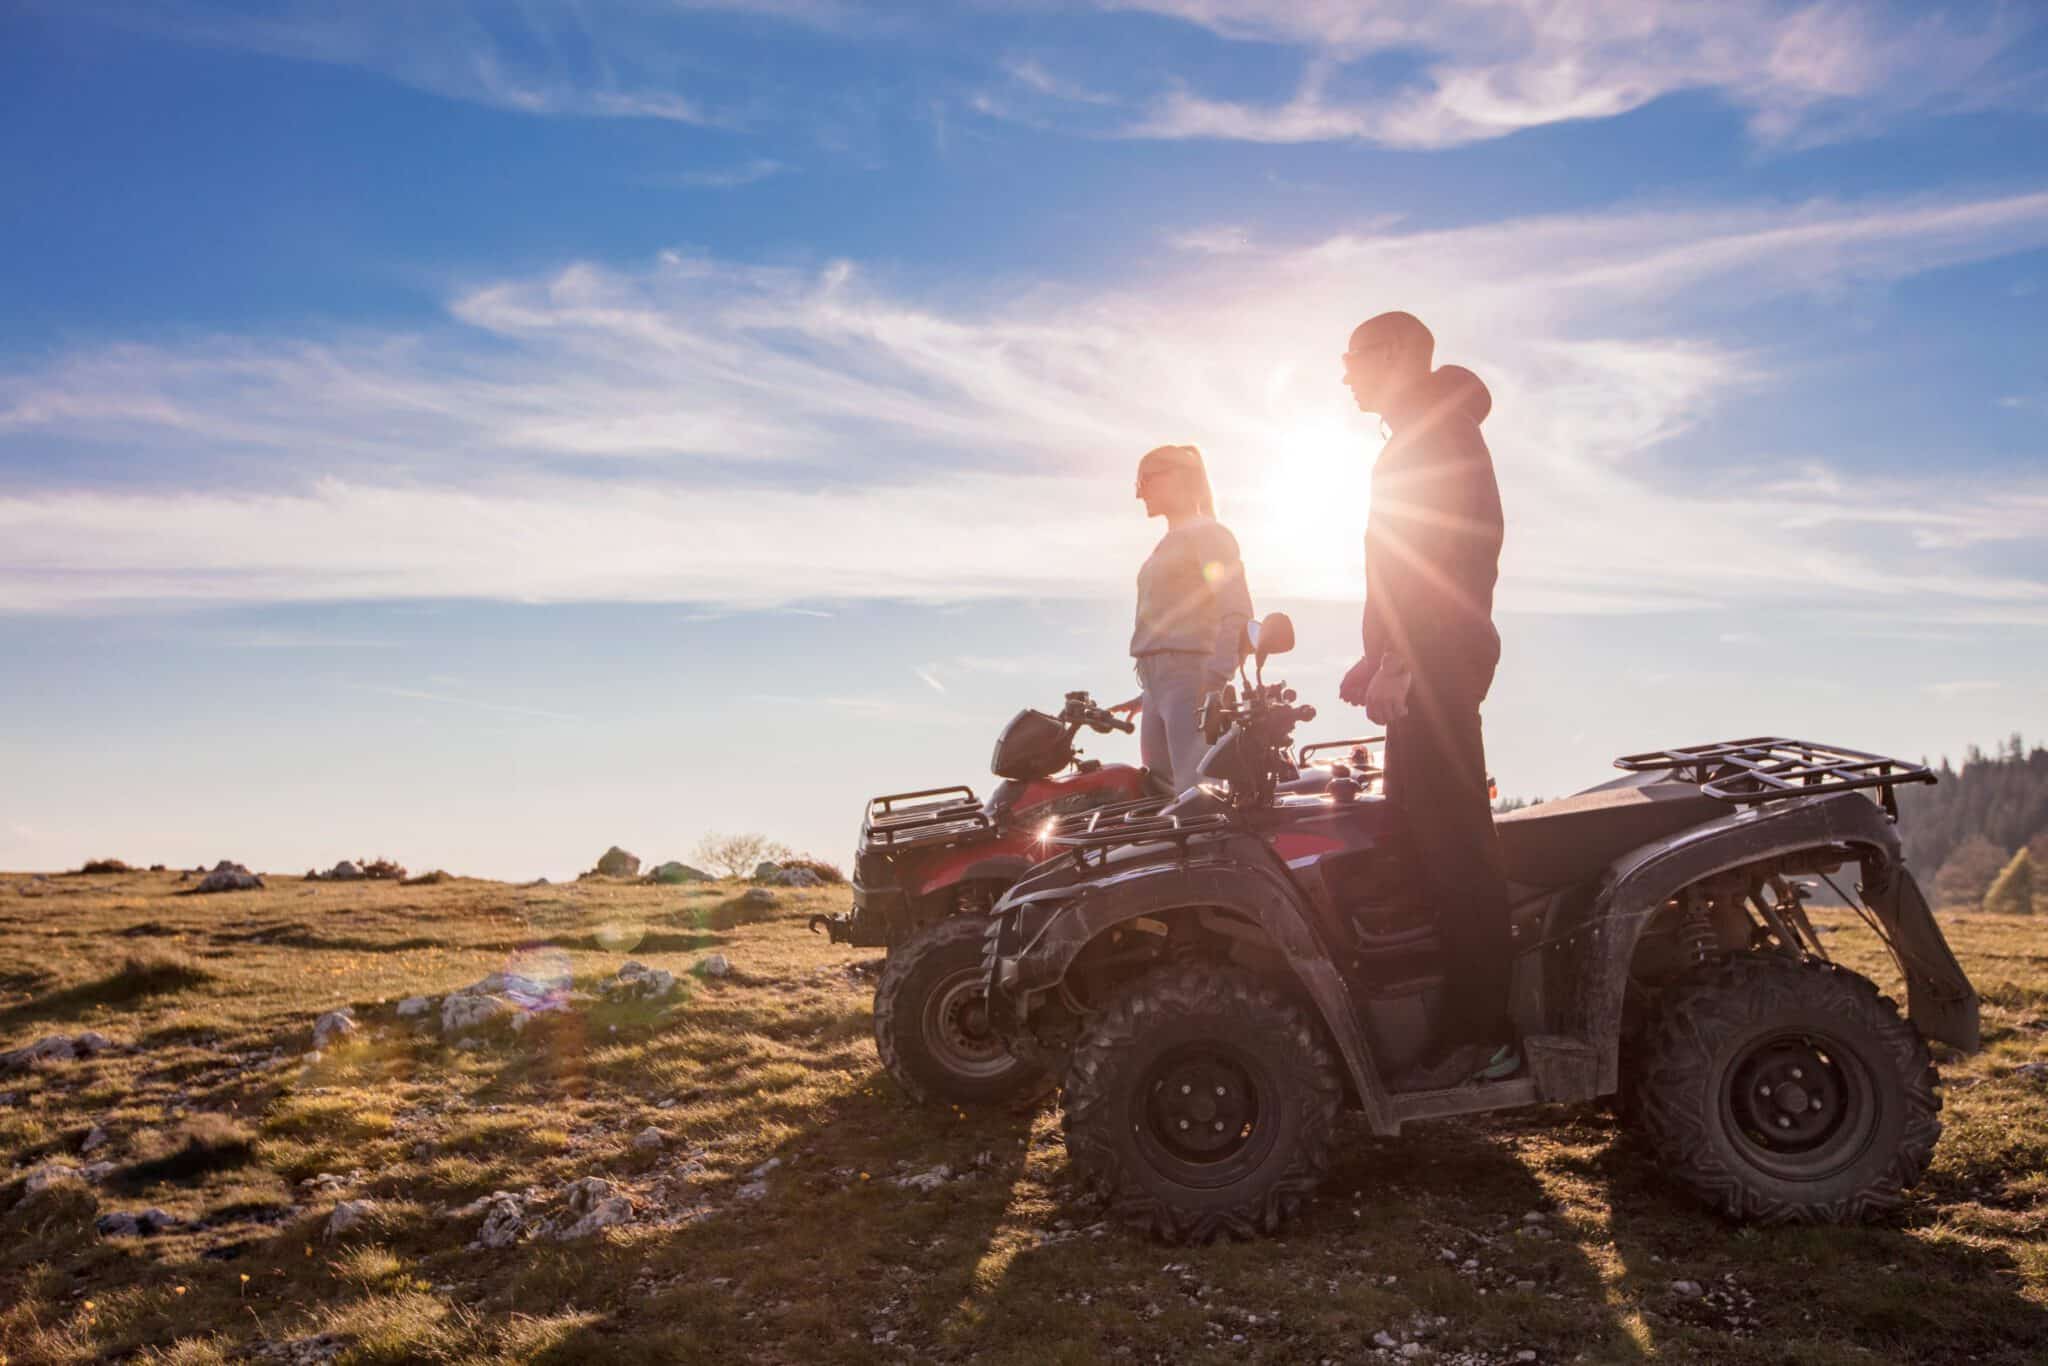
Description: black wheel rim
xmin=1134 ymin=1043 xmax=1274 ymax=1189
xmin=919 ymin=966 xmax=1016 ymax=1080
xmin=1720 ymin=1030 xmax=1878 ymax=1181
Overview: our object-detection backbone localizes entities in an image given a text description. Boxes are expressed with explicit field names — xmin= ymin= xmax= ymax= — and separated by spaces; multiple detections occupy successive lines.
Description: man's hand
xmin=1338 ymin=657 xmax=1376 ymax=707
xmin=1108 ymin=695 xmax=1143 ymax=720
xmin=1365 ymin=655 xmax=1413 ymax=725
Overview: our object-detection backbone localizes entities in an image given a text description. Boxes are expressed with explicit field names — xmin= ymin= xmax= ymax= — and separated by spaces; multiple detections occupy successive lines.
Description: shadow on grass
xmin=0 ymin=952 xmax=213 ymax=1032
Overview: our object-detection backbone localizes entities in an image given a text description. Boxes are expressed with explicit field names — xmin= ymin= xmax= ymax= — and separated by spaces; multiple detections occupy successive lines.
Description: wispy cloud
xmin=649 ymin=159 xmax=789 ymax=189
xmin=3 ymin=189 xmax=2047 ymax=621
xmin=1111 ymin=0 xmax=2036 ymax=148
xmin=914 ymin=666 xmax=947 ymax=694
xmin=354 ymin=683 xmax=583 ymax=723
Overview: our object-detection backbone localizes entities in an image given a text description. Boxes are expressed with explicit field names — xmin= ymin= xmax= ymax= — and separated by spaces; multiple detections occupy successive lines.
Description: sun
xmin=1234 ymin=410 xmax=1382 ymax=601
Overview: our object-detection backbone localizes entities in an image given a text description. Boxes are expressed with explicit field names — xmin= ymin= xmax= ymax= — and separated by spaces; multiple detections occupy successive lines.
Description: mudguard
xmin=916 ymin=852 xmax=1035 ymax=900
xmin=1570 ymin=792 xmax=1979 ymax=1097
xmin=1001 ymin=839 xmax=1400 ymax=1134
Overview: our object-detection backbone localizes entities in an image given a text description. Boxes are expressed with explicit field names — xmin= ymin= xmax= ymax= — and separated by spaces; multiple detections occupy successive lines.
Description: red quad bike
xmin=814 ymin=689 xmax=1377 ymax=1106
xmin=984 ymin=614 xmax=1982 ymax=1242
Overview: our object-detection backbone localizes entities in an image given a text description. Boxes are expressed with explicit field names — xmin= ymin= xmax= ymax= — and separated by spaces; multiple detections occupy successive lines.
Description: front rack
xmin=862 ymin=785 xmax=991 ymax=852
xmin=1297 ymin=734 xmax=1384 ymax=773
xmin=1614 ymin=737 xmax=1935 ymax=819
xmin=1039 ymin=795 xmax=1233 ymax=866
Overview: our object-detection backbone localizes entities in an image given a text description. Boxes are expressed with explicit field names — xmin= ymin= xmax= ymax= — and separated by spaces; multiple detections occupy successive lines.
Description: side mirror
xmin=1241 ymin=612 xmax=1295 ymax=667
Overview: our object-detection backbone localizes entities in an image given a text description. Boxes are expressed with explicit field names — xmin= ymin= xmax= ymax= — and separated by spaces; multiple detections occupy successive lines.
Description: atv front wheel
xmin=874 ymin=916 xmax=1052 ymax=1107
xmin=1063 ymin=963 xmax=1342 ymax=1243
xmin=1635 ymin=954 xmax=1940 ymax=1223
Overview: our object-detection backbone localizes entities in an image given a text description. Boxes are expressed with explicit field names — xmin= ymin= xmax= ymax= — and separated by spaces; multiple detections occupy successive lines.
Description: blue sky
xmin=3 ymin=1 xmax=2046 ymax=878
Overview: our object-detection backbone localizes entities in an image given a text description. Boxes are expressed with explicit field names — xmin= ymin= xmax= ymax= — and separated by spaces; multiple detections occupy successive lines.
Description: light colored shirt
xmin=1129 ymin=516 xmax=1254 ymax=684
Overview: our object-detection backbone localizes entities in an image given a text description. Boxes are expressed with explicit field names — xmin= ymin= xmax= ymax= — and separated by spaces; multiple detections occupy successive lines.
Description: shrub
xmin=778 ymin=856 xmax=846 ymax=884
xmin=690 ymin=832 xmax=792 ymax=880
xmin=1983 ymin=848 xmax=2037 ymax=916
xmin=78 ymin=858 xmax=131 ymax=874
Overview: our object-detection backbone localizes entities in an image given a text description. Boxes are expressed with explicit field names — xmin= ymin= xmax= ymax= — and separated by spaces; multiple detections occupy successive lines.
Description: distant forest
xmin=1897 ymin=735 xmax=2047 ymax=912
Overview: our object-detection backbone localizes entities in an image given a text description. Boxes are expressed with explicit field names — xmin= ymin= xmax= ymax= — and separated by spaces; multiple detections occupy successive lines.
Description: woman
xmin=1110 ymin=444 xmax=1254 ymax=792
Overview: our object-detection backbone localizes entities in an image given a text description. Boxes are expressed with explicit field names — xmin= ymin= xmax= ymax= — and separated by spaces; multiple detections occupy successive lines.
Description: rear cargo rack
xmin=1614 ymin=738 xmax=1935 ymax=819
xmin=1041 ymin=795 xmax=1232 ymax=867
xmin=861 ymin=786 xmax=992 ymax=852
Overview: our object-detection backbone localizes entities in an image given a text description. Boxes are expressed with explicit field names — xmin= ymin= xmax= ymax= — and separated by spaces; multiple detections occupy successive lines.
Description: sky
xmin=2 ymin=1 xmax=2046 ymax=880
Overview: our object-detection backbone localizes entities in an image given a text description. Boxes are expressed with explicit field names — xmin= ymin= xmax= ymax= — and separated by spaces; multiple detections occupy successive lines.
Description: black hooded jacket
xmin=1361 ymin=364 xmax=1503 ymax=703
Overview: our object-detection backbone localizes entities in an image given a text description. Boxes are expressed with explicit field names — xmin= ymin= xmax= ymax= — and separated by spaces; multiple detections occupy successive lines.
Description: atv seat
xmin=1494 ymin=773 xmax=1728 ymax=891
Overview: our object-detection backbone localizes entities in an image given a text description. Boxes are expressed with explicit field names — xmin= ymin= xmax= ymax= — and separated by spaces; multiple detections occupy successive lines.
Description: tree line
xmin=1897 ymin=734 xmax=2047 ymax=914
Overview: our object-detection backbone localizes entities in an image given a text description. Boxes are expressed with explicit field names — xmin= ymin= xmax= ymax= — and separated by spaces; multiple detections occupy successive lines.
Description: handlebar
xmin=1061 ymin=690 xmax=1135 ymax=734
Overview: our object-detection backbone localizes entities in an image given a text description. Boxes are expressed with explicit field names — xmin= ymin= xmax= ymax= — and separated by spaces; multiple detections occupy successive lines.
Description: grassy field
xmin=1 ymin=869 xmax=2045 ymax=1364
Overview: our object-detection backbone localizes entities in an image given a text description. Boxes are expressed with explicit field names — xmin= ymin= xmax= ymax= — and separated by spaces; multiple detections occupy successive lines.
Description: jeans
xmin=1383 ymin=687 xmax=1513 ymax=1049
xmin=1136 ymin=651 xmax=1218 ymax=794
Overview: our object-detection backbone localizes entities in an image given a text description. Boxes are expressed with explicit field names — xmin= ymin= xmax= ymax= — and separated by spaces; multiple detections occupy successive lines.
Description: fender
xmin=1006 ymin=839 xmax=1400 ymax=1135
xmin=1572 ymin=792 xmax=1979 ymax=1096
xmin=914 ymin=851 xmax=1036 ymax=900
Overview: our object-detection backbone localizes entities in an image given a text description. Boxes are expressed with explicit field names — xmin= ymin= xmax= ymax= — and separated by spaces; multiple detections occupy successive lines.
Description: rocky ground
xmin=2 ymin=870 xmax=2046 ymax=1363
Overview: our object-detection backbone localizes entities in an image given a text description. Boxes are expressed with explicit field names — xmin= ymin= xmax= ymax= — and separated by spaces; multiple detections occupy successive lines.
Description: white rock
xmin=735 ymin=1180 xmax=769 ymax=1201
xmin=475 ymin=1193 xmax=526 ymax=1248
xmin=699 ymin=953 xmax=732 ymax=979
xmin=773 ymin=867 xmax=824 ymax=887
xmin=1399 ymin=1345 xmax=1423 ymax=1360
xmin=1672 ymin=1279 xmax=1704 ymax=1298
xmin=325 ymin=1199 xmax=376 ymax=1239
xmin=633 ymin=1127 xmax=665 ymax=1151
xmin=454 ymin=1037 xmax=485 ymax=1051
xmin=442 ymin=992 xmax=518 ymax=1035
xmin=556 ymin=1196 xmax=632 ymax=1239
xmin=749 ymin=1157 xmax=782 ymax=1179
xmin=1516 ymin=1352 xmax=1538 ymax=1363
xmin=751 ymin=861 xmax=781 ymax=881
xmin=2013 ymin=1061 xmax=2048 ymax=1081
xmin=894 ymin=1164 xmax=951 ymax=1193
xmin=80 ymin=1124 xmax=109 ymax=1154
xmin=1372 ymin=1331 xmax=1398 ymax=1349
xmin=312 ymin=1009 xmax=357 ymax=1049
xmin=25 ymin=1163 xmax=81 ymax=1195
xmin=395 ymin=996 xmax=431 ymax=1019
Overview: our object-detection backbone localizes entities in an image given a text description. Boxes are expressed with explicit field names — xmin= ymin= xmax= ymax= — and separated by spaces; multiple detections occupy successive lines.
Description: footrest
xmin=1389 ymin=1076 xmax=1539 ymax=1125
xmin=1523 ymin=1034 xmax=1599 ymax=1103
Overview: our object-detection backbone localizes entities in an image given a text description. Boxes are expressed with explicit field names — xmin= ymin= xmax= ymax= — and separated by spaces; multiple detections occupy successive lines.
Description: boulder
xmin=740 ymin=887 xmax=777 ymax=908
xmin=312 ymin=1009 xmax=357 ymax=1049
xmin=326 ymin=861 xmax=365 ymax=882
xmin=773 ymin=867 xmax=825 ymax=888
xmin=595 ymin=846 xmax=641 ymax=879
xmin=442 ymin=992 xmax=519 ymax=1036
xmin=25 ymin=1163 xmax=83 ymax=1195
xmin=1 ymin=1032 xmax=115 ymax=1074
xmin=96 ymin=1208 xmax=177 ymax=1237
xmin=80 ymin=1124 xmax=109 ymax=1154
xmin=751 ymin=861 xmax=782 ymax=881
xmin=193 ymin=863 xmax=263 ymax=894
xmin=465 ymin=1191 xmax=526 ymax=1248
xmin=324 ymin=1199 xmax=377 ymax=1239
xmin=554 ymin=1176 xmax=632 ymax=1240
xmin=609 ymin=961 xmax=677 ymax=999
xmin=395 ymin=996 xmax=432 ymax=1019
xmin=647 ymin=861 xmax=711 ymax=885
xmin=697 ymin=953 xmax=732 ymax=979
xmin=632 ymin=1126 xmax=666 ymax=1151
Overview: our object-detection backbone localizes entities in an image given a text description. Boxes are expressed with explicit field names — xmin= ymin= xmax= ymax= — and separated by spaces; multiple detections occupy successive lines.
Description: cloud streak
xmin=3 ymin=189 xmax=2047 ymax=621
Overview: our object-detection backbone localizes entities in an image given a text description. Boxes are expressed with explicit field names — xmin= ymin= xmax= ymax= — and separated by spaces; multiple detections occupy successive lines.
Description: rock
xmin=894 ymin=1164 xmax=951 ymax=1193
xmin=697 ymin=953 xmax=732 ymax=979
xmin=2012 ymin=1061 xmax=2048 ymax=1081
xmin=395 ymin=996 xmax=431 ymax=1019
xmin=454 ymin=1037 xmax=485 ymax=1051
xmin=1372 ymin=1331 xmax=1398 ymax=1349
xmin=80 ymin=1124 xmax=109 ymax=1154
xmin=608 ymin=962 xmax=677 ymax=999
xmin=312 ymin=1009 xmax=357 ymax=1049
xmin=740 ymin=887 xmax=777 ymax=907
xmin=470 ymin=1192 xmax=526 ymax=1248
xmin=442 ymin=992 xmax=518 ymax=1035
xmin=1522 ymin=1210 xmax=1546 ymax=1224
xmin=751 ymin=860 xmax=782 ymax=881
xmin=1516 ymin=1353 xmax=1538 ymax=1363
xmin=326 ymin=861 xmax=364 ymax=881
xmin=749 ymin=1157 xmax=783 ymax=1179
xmin=96 ymin=1208 xmax=177 ymax=1238
xmin=250 ymin=1333 xmax=348 ymax=1365
xmin=1400 ymin=1346 xmax=1423 ymax=1360
xmin=25 ymin=1163 xmax=83 ymax=1195
xmin=595 ymin=846 xmax=641 ymax=879
xmin=550 ymin=1176 xmax=632 ymax=1239
xmin=324 ymin=1199 xmax=376 ymax=1239
xmin=192 ymin=863 xmax=263 ymax=894
xmin=773 ymin=866 xmax=824 ymax=887
xmin=735 ymin=1180 xmax=769 ymax=1201
xmin=647 ymin=861 xmax=710 ymax=884
xmin=1 ymin=1032 xmax=115 ymax=1073
xmin=1672 ymin=1279 xmax=1704 ymax=1298
xmin=633 ymin=1127 xmax=665 ymax=1151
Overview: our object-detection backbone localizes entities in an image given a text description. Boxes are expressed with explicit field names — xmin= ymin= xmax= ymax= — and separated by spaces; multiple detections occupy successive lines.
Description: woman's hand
xmin=1108 ymin=695 xmax=1143 ymax=719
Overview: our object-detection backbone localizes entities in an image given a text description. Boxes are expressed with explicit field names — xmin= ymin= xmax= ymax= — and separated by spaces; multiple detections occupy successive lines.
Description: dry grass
xmin=0 ymin=868 xmax=2043 ymax=1363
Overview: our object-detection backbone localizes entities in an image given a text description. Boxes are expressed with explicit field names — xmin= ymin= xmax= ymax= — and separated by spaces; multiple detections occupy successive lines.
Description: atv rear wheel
xmin=1635 ymin=954 xmax=1940 ymax=1224
xmin=874 ymin=916 xmax=1052 ymax=1107
xmin=1063 ymin=963 xmax=1341 ymax=1243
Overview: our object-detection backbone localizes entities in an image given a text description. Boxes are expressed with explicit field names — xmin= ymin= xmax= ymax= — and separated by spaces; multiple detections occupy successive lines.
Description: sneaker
xmin=1474 ymin=1042 xmax=1522 ymax=1082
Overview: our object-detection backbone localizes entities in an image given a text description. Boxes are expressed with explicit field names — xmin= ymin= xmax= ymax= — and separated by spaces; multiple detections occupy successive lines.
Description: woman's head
xmin=1136 ymin=444 xmax=1215 ymax=520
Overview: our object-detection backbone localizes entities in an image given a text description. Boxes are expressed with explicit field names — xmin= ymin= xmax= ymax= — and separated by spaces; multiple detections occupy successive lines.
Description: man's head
xmin=1342 ymin=311 xmax=1434 ymax=417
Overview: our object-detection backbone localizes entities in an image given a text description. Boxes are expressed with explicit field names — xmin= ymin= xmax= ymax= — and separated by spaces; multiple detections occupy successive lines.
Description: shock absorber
xmin=1676 ymin=889 xmax=1716 ymax=967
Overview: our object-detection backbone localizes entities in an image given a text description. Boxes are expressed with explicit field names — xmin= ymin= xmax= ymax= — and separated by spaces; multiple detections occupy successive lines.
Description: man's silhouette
xmin=1337 ymin=311 xmax=1516 ymax=1090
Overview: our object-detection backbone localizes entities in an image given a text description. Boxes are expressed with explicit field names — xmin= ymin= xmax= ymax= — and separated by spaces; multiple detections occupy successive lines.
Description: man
xmin=1336 ymin=310 xmax=1516 ymax=1090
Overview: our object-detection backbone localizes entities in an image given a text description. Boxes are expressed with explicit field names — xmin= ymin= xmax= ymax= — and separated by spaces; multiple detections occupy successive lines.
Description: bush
xmin=778 ymin=856 xmax=846 ymax=885
xmin=1934 ymin=835 xmax=2008 ymax=910
xmin=78 ymin=858 xmax=131 ymax=874
xmin=1983 ymin=848 xmax=2037 ymax=916
xmin=691 ymin=832 xmax=792 ymax=880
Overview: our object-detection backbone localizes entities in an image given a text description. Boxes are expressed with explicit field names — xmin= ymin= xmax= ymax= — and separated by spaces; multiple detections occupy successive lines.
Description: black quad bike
xmin=984 ymin=614 xmax=1981 ymax=1241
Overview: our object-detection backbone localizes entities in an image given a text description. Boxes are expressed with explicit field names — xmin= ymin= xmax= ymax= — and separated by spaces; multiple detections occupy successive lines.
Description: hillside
xmin=1897 ymin=737 xmax=2048 ymax=909
xmin=3 ymin=869 xmax=2047 ymax=1363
